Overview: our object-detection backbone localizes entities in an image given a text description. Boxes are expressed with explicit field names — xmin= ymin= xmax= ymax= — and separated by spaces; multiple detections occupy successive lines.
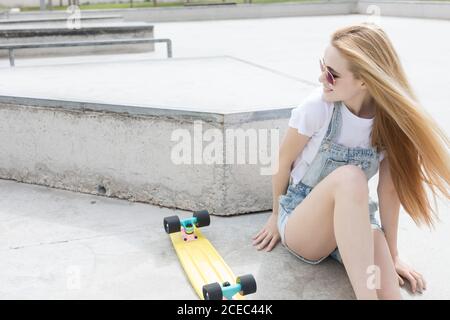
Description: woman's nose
xmin=318 ymin=72 xmax=325 ymax=84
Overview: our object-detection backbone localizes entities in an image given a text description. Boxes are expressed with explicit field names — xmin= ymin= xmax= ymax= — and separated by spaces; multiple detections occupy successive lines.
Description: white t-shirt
xmin=289 ymin=86 xmax=385 ymax=184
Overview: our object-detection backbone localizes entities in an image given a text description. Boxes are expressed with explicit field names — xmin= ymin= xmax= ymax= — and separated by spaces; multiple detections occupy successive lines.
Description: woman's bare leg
xmin=373 ymin=229 xmax=402 ymax=299
xmin=284 ymin=165 xmax=377 ymax=299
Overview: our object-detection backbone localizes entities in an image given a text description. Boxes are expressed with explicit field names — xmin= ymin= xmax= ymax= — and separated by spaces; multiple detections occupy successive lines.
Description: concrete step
xmin=0 ymin=14 xmax=124 ymax=26
xmin=0 ymin=22 xmax=154 ymax=57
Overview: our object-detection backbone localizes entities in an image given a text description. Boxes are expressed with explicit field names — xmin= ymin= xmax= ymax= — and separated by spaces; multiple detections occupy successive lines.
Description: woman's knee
xmin=330 ymin=165 xmax=369 ymax=200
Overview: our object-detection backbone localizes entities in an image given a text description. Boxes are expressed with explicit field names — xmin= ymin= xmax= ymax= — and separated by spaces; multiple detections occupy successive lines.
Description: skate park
xmin=0 ymin=0 xmax=449 ymax=299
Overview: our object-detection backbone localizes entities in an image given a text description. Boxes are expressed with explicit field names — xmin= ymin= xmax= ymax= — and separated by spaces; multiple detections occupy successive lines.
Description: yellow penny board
xmin=169 ymin=227 xmax=244 ymax=300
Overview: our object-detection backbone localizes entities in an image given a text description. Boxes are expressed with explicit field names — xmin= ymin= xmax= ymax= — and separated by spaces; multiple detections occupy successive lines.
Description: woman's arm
xmin=377 ymin=157 xmax=400 ymax=259
xmin=252 ymin=127 xmax=310 ymax=251
xmin=377 ymin=157 xmax=426 ymax=293
xmin=272 ymin=128 xmax=311 ymax=216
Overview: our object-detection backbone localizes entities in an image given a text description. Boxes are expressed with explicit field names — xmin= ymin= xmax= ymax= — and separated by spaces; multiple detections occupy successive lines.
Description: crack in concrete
xmin=5 ymin=226 xmax=149 ymax=251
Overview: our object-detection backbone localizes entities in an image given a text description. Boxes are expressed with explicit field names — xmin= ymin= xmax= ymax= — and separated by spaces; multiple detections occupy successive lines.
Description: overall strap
xmin=323 ymin=101 xmax=342 ymax=142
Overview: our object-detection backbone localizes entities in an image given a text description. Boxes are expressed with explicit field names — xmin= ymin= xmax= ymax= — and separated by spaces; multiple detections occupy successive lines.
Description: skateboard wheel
xmin=237 ymin=274 xmax=257 ymax=296
xmin=202 ymin=282 xmax=223 ymax=300
xmin=163 ymin=215 xmax=181 ymax=234
xmin=193 ymin=210 xmax=210 ymax=228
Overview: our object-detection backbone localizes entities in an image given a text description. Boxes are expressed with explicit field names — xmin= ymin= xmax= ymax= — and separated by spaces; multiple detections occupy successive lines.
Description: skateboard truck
xmin=163 ymin=210 xmax=210 ymax=241
xmin=202 ymin=274 xmax=257 ymax=300
xmin=181 ymin=222 xmax=198 ymax=242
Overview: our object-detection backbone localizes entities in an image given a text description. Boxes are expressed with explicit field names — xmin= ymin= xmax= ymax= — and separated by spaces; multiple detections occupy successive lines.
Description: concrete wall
xmin=357 ymin=1 xmax=450 ymax=20
xmin=1 ymin=0 xmax=150 ymax=7
xmin=0 ymin=99 xmax=289 ymax=215
xmin=97 ymin=2 xmax=357 ymax=22
xmin=4 ymin=1 xmax=448 ymax=22
xmin=0 ymin=101 xmax=224 ymax=214
xmin=0 ymin=23 xmax=154 ymax=57
xmin=0 ymin=14 xmax=124 ymax=25
xmin=223 ymin=115 xmax=289 ymax=214
xmin=3 ymin=1 xmax=357 ymax=21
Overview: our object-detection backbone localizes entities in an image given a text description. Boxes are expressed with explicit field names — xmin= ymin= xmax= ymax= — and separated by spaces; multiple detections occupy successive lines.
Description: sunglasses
xmin=319 ymin=58 xmax=336 ymax=87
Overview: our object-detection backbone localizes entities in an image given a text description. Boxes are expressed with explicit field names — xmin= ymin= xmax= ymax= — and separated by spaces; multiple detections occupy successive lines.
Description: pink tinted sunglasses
xmin=320 ymin=58 xmax=336 ymax=86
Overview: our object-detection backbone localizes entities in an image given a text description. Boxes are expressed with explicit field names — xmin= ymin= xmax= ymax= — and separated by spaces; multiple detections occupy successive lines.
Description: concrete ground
xmin=0 ymin=14 xmax=449 ymax=299
xmin=1 ymin=178 xmax=448 ymax=300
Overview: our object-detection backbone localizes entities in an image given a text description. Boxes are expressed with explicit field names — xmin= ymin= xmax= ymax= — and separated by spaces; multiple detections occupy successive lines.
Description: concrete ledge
xmin=0 ymin=14 xmax=124 ymax=26
xmin=6 ymin=1 xmax=357 ymax=23
xmin=0 ymin=22 xmax=154 ymax=57
xmin=6 ymin=1 xmax=448 ymax=22
xmin=0 ymin=100 xmax=290 ymax=216
xmin=3 ymin=10 xmax=126 ymax=20
xmin=0 ymin=56 xmax=312 ymax=215
xmin=357 ymin=0 xmax=450 ymax=20
xmin=113 ymin=2 xmax=357 ymax=22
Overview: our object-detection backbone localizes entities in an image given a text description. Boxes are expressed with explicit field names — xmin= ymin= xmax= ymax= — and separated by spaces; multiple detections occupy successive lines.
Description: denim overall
xmin=277 ymin=101 xmax=382 ymax=265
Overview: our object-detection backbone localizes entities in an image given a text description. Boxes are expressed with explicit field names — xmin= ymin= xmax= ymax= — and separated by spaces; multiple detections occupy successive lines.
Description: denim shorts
xmin=277 ymin=181 xmax=383 ymax=265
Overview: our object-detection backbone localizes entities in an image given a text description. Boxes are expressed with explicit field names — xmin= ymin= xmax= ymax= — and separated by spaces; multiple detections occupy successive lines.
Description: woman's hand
xmin=252 ymin=213 xmax=280 ymax=252
xmin=394 ymin=256 xmax=426 ymax=294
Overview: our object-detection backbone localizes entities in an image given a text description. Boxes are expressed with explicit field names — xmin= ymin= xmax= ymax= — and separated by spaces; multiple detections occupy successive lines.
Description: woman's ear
xmin=361 ymin=81 xmax=367 ymax=90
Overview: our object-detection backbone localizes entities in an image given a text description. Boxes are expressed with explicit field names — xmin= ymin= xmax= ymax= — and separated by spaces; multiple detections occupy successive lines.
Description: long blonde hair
xmin=331 ymin=22 xmax=449 ymax=227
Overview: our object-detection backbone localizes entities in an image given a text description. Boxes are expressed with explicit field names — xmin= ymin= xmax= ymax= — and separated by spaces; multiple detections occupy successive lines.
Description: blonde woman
xmin=252 ymin=23 xmax=450 ymax=300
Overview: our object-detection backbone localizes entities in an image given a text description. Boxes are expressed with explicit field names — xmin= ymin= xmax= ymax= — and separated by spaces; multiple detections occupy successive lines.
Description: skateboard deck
xmin=169 ymin=226 xmax=245 ymax=300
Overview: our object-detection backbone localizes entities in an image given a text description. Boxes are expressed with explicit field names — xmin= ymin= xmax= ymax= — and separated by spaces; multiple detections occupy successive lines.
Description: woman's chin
xmin=322 ymin=92 xmax=338 ymax=103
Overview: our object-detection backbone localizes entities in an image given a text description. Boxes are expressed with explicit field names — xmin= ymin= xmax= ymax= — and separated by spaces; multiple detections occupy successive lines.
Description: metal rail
xmin=0 ymin=37 xmax=172 ymax=67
